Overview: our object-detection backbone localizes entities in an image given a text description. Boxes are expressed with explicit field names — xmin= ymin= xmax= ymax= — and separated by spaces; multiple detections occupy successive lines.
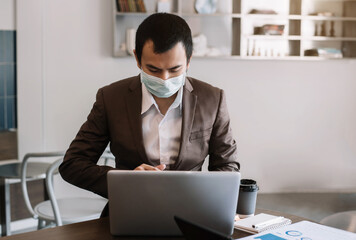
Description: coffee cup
xmin=236 ymin=179 xmax=259 ymax=218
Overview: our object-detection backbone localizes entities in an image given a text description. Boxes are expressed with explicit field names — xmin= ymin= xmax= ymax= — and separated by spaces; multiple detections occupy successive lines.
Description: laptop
xmin=107 ymin=170 xmax=240 ymax=236
xmin=174 ymin=215 xmax=233 ymax=240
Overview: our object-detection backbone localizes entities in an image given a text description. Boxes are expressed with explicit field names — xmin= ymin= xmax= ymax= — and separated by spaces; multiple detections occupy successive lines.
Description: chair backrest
xmin=100 ymin=147 xmax=115 ymax=166
xmin=45 ymin=159 xmax=64 ymax=226
xmin=20 ymin=152 xmax=65 ymax=219
xmin=44 ymin=153 xmax=113 ymax=226
xmin=22 ymin=151 xmax=112 ymax=226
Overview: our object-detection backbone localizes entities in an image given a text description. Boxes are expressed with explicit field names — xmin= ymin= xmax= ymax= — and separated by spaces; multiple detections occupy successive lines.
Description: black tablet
xmin=174 ymin=215 xmax=233 ymax=240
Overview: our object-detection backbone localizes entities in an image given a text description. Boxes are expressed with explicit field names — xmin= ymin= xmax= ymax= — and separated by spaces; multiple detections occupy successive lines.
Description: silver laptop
xmin=107 ymin=170 xmax=240 ymax=236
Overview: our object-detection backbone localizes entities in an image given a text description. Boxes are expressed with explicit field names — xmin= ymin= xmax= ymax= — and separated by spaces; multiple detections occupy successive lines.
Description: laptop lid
xmin=107 ymin=171 xmax=240 ymax=236
xmin=174 ymin=215 xmax=233 ymax=240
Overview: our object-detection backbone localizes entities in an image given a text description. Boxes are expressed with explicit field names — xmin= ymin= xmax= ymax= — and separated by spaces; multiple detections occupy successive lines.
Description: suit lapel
xmin=125 ymin=77 xmax=150 ymax=165
xmin=174 ymin=78 xmax=197 ymax=169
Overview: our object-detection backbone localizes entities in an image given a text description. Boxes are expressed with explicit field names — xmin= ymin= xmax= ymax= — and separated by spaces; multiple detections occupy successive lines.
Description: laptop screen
xmin=107 ymin=171 xmax=240 ymax=236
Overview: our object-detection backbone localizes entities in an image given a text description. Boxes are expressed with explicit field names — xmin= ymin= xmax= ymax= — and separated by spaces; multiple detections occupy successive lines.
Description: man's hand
xmin=134 ymin=163 xmax=166 ymax=171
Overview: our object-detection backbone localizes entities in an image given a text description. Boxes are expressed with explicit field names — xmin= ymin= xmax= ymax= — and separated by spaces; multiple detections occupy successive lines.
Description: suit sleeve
xmin=208 ymin=89 xmax=240 ymax=172
xmin=59 ymin=88 xmax=114 ymax=198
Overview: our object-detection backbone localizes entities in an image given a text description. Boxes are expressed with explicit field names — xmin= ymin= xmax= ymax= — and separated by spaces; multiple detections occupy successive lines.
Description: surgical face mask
xmin=140 ymin=69 xmax=186 ymax=98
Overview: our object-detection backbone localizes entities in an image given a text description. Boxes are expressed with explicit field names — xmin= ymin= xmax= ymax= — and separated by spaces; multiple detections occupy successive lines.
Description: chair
xmin=1 ymin=153 xmax=65 ymax=236
xmin=320 ymin=211 xmax=356 ymax=233
xmin=21 ymin=152 xmax=108 ymax=229
xmin=100 ymin=148 xmax=115 ymax=166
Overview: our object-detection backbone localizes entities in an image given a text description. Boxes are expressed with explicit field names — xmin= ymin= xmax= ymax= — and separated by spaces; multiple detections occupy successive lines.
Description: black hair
xmin=135 ymin=13 xmax=193 ymax=65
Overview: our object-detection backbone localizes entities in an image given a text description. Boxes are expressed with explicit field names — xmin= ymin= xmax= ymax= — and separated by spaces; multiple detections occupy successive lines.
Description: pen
xmin=253 ymin=216 xmax=285 ymax=229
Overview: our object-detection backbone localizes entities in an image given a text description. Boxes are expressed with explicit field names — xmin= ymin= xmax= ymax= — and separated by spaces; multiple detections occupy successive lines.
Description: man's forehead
xmin=141 ymin=40 xmax=187 ymax=67
xmin=142 ymin=40 xmax=185 ymax=55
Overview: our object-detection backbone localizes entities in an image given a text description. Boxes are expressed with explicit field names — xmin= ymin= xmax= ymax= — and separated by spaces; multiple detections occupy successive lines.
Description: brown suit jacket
xmin=59 ymin=76 xmax=239 ymax=199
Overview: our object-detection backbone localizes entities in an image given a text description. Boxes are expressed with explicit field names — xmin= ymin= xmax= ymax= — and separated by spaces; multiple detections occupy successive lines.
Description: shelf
xmin=289 ymin=15 xmax=303 ymax=20
xmin=244 ymin=14 xmax=302 ymax=20
xmin=243 ymin=14 xmax=356 ymax=21
xmin=241 ymin=56 xmax=350 ymax=60
xmin=195 ymin=55 xmax=354 ymax=60
xmin=115 ymin=12 xmax=355 ymax=21
xmin=232 ymin=14 xmax=242 ymax=18
xmin=243 ymin=35 xmax=302 ymax=40
xmin=113 ymin=0 xmax=356 ymax=59
xmin=114 ymin=54 xmax=356 ymax=61
xmin=302 ymin=36 xmax=356 ymax=41
xmin=116 ymin=12 xmax=242 ymax=18
xmin=116 ymin=12 xmax=157 ymax=16
xmin=181 ymin=13 xmax=240 ymax=18
xmin=241 ymin=56 xmax=314 ymax=60
xmin=302 ymin=16 xmax=356 ymax=21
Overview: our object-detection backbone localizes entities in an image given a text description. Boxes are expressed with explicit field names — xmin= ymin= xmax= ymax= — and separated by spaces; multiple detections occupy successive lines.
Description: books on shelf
xmin=116 ymin=0 xmax=146 ymax=13
xmin=234 ymin=213 xmax=292 ymax=234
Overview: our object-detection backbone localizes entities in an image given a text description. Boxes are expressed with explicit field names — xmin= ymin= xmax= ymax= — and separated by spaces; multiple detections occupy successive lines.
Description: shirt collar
xmin=141 ymin=83 xmax=183 ymax=115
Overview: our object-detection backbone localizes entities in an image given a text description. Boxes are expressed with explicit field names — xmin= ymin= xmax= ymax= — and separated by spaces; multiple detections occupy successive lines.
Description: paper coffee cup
xmin=236 ymin=179 xmax=259 ymax=219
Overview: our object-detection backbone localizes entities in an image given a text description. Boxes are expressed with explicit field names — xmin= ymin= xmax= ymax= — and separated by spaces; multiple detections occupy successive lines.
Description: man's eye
xmin=170 ymin=68 xmax=181 ymax=73
xmin=149 ymin=69 xmax=158 ymax=73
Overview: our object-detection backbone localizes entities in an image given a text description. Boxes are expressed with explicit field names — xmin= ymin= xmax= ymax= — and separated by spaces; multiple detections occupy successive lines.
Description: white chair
xmin=21 ymin=152 xmax=108 ymax=229
xmin=101 ymin=148 xmax=115 ymax=166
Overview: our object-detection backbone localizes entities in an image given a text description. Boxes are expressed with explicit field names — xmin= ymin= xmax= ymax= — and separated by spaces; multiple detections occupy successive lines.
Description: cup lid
xmin=240 ymin=179 xmax=259 ymax=192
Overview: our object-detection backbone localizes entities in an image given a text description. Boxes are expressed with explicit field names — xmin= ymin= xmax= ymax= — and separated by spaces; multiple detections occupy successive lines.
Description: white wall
xmin=0 ymin=0 xmax=15 ymax=30
xmin=17 ymin=0 xmax=356 ymax=195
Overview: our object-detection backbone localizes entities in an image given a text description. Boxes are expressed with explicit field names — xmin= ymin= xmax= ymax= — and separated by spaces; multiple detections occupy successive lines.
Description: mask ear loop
xmin=140 ymin=68 xmax=146 ymax=77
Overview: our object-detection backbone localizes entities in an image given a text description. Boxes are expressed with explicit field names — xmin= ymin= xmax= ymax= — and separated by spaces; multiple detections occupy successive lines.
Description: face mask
xmin=140 ymin=69 xmax=186 ymax=98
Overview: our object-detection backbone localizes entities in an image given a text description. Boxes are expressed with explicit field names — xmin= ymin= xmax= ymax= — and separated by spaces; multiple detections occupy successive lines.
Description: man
xmin=59 ymin=13 xmax=239 ymax=211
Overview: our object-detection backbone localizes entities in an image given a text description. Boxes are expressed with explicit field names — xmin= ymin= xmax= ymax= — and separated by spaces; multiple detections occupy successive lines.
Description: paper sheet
xmin=237 ymin=221 xmax=356 ymax=240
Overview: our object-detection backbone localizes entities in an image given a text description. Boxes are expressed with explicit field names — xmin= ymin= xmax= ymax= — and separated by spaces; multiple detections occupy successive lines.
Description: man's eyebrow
xmin=146 ymin=64 xmax=161 ymax=70
xmin=146 ymin=64 xmax=182 ymax=70
xmin=168 ymin=65 xmax=182 ymax=70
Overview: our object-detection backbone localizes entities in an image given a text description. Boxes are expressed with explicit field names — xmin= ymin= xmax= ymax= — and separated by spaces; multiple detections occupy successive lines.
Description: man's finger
xmin=156 ymin=164 xmax=166 ymax=170
xmin=143 ymin=164 xmax=157 ymax=170
xmin=134 ymin=166 xmax=145 ymax=171
xmin=134 ymin=164 xmax=164 ymax=171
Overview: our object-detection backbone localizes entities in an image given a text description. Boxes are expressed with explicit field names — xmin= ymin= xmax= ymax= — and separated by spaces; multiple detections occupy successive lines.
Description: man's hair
xmin=135 ymin=13 xmax=193 ymax=65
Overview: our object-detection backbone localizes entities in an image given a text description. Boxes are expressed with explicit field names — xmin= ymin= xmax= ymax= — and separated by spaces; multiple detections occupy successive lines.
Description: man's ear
xmin=186 ymin=56 xmax=192 ymax=70
xmin=133 ymin=49 xmax=141 ymax=69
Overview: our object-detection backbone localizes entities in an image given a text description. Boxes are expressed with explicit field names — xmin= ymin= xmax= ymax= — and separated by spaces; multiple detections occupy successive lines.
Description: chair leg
xmin=37 ymin=219 xmax=46 ymax=229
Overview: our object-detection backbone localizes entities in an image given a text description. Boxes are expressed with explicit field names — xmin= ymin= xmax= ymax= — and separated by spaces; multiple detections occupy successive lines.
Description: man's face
xmin=135 ymin=40 xmax=190 ymax=80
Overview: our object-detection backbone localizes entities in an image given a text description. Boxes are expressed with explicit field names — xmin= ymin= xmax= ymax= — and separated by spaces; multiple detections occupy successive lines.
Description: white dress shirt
xmin=141 ymin=83 xmax=183 ymax=168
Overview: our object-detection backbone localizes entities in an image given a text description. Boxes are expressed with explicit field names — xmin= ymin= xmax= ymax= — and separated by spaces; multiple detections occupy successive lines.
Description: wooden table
xmin=1 ymin=209 xmax=308 ymax=240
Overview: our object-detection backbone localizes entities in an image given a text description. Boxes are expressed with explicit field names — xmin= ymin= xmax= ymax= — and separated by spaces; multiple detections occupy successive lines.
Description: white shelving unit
xmin=112 ymin=0 xmax=356 ymax=59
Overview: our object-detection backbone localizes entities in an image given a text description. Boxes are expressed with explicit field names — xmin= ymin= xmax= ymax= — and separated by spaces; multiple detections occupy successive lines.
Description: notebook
xmin=107 ymin=170 xmax=241 ymax=236
xmin=234 ymin=213 xmax=292 ymax=234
